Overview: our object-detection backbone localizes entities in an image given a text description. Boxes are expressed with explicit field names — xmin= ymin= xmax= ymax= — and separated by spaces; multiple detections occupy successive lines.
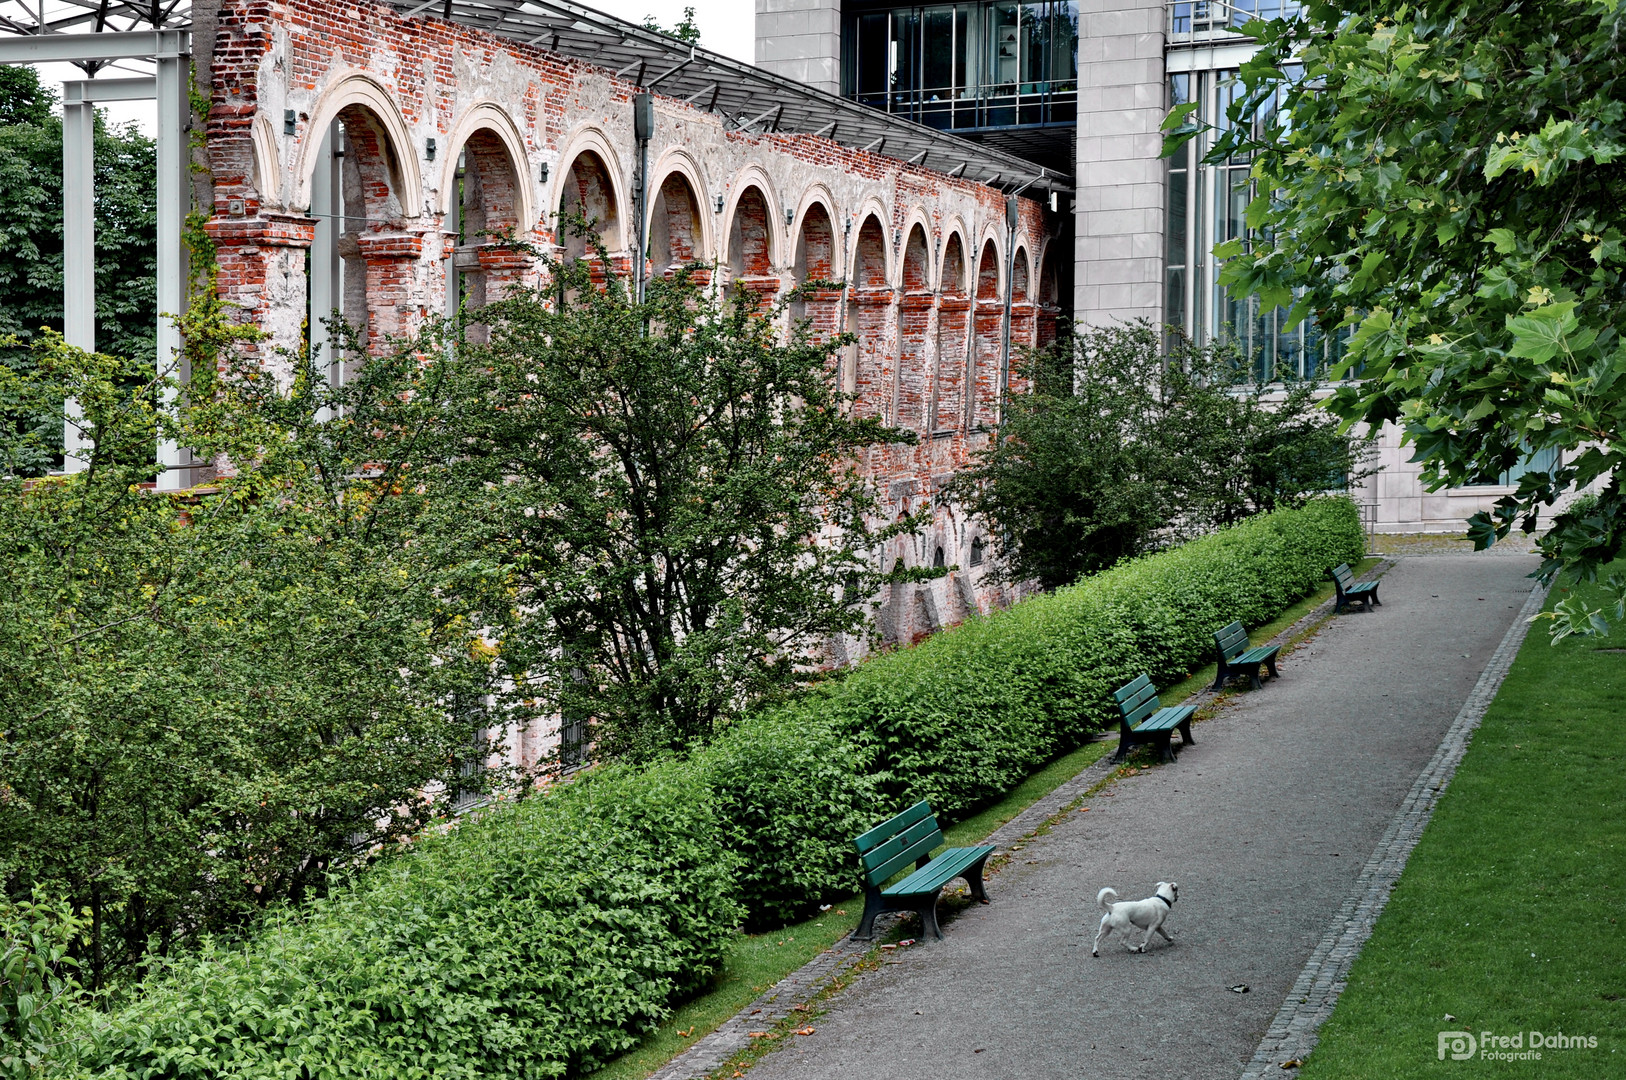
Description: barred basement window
xmin=969 ymin=537 xmax=985 ymax=566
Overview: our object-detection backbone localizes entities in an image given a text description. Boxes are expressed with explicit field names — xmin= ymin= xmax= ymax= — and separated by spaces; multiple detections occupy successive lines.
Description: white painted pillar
xmin=61 ymin=86 xmax=95 ymax=472
xmin=155 ymin=29 xmax=192 ymax=491
xmin=309 ymin=122 xmax=342 ymax=419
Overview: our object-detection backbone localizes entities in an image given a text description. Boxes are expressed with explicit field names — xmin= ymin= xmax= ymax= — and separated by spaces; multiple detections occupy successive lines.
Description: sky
xmin=27 ymin=0 xmax=756 ymax=134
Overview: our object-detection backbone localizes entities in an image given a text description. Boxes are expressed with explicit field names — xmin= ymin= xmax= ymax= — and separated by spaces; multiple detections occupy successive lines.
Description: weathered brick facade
xmin=195 ymin=0 xmax=1062 ymax=758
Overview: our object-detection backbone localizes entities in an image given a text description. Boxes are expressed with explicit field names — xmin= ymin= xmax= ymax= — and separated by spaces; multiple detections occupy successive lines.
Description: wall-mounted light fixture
xmin=539 ymin=162 xmax=549 ymax=183
xmin=283 ymin=109 xmax=295 ymax=135
xmin=714 ymin=194 xmax=725 ymax=214
xmin=785 ymin=207 xmax=795 ymax=226
xmin=426 ymin=137 xmax=437 ymax=161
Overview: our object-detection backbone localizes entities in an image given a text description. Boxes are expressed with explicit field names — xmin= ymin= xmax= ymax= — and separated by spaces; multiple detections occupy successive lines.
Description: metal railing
xmin=1167 ymin=1 xmax=1300 ymax=45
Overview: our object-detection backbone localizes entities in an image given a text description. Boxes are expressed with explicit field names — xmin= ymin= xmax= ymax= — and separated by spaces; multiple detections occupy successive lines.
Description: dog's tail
xmin=1097 ymin=886 xmax=1118 ymax=913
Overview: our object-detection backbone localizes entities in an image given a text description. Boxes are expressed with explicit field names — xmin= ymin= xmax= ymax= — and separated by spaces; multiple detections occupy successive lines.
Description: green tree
xmin=0 ymin=67 xmax=157 ymax=476
xmin=1189 ymin=0 xmax=1626 ymax=635
xmin=0 ymin=320 xmax=505 ymax=985
xmin=433 ymin=258 xmax=922 ymax=758
xmin=948 ymin=322 xmax=1368 ymax=590
xmin=643 ymin=5 xmax=701 ymax=44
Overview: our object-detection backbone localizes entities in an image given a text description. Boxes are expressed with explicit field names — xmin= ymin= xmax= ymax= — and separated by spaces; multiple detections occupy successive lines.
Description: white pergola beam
xmin=61 ymin=92 xmax=95 ymax=471
xmin=64 ymin=76 xmax=158 ymax=102
xmin=0 ymin=29 xmax=181 ymax=64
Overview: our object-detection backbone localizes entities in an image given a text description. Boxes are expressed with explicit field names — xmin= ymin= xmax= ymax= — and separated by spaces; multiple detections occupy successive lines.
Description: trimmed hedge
xmin=55 ymin=498 xmax=1362 ymax=1077
xmin=64 ymin=761 xmax=742 ymax=1079
xmin=774 ymin=496 xmax=1365 ymax=822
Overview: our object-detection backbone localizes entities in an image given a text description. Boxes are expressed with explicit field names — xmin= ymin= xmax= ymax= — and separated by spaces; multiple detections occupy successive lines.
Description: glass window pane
xmin=1053 ymin=2 xmax=1078 ymax=85
xmin=856 ymin=14 xmax=889 ymax=105
xmin=1167 ymin=167 xmax=1187 ymax=266
xmin=1020 ymin=4 xmax=1049 ymax=88
xmin=988 ymin=3 xmax=1018 ymax=89
xmin=923 ymin=9 xmax=955 ymax=93
xmin=891 ymin=9 xmax=921 ymax=111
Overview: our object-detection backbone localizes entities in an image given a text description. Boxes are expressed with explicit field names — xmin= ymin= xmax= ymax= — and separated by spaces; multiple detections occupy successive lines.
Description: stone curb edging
xmin=648 ymin=560 xmax=1395 ymax=1080
xmin=1237 ymin=577 xmax=1551 ymax=1079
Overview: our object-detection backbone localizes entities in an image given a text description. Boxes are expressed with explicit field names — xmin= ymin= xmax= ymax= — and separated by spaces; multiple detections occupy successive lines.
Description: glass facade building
xmin=842 ymin=2 xmax=1079 ymax=131
xmin=1165 ymin=64 xmax=1347 ymax=382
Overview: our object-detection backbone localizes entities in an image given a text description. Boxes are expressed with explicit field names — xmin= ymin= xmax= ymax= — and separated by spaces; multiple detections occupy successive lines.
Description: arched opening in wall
xmin=791 ymin=202 xmax=837 ymax=342
xmin=1037 ymin=246 xmax=1061 ymax=348
xmin=849 ymin=214 xmax=890 ymax=418
xmin=898 ymin=224 xmax=932 ymax=432
xmin=931 ymin=233 xmax=968 ymax=433
xmin=727 ymin=185 xmax=775 ymax=312
xmin=558 ymin=149 xmax=621 ymax=264
xmin=649 ymin=171 xmax=703 ymax=279
xmin=969 ymin=239 xmax=1001 ymax=430
xmin=448 ymin=128 xmax=523 ymax=339
xmin=1010 ymin=246 xmax=1034 ymax=368
xmin=308 ymin=102 xmax=409 ymax=377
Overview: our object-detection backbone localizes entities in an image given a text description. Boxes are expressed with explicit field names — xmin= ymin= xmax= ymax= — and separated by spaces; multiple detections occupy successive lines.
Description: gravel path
xmin=746 ymin=554 xmax=1539 ymax=1080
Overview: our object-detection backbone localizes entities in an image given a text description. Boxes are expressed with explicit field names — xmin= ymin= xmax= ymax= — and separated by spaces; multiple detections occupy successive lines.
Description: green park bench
xmin=1332 ymin=562 xmax=1381 ymax=613
xmin=1112 ymin=674 xmax=1197 ymax=765
xmin=1212 ymin=620 xmax=1282 ymax=691
xmin=851 ymin=801 xmax=994 ymax=941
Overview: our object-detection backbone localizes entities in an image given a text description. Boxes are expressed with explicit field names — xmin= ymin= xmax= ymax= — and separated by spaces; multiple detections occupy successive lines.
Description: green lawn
xmin=590 ymin=556 xmax=1384 ymax=1080
xmin=1298 ymin=568 xmax=1626 ymax=1078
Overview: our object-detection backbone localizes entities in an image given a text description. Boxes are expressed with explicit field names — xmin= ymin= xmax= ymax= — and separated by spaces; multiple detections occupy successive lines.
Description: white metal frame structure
xmin=0 ymin=28 xmax=192 ymax=487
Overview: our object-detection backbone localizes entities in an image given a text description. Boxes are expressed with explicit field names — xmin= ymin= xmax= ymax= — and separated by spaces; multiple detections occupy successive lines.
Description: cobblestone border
xmin=649 ymin=560 xmax=1396 ymax=1080
xmin=1238 ymin=577 xmax=1551 ymax=1078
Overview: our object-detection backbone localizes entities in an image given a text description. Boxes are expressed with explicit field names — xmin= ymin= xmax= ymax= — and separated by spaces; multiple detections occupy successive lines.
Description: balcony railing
xmin=850 ymin=80 xmax=1078 ymax=132
xmin=1167 ymin=1 xmax=1299 ymax=46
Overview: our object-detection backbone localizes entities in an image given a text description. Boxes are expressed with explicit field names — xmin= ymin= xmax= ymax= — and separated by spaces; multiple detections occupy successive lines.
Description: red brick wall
xmin=200 ymin=0 xmax=1060 ymax=685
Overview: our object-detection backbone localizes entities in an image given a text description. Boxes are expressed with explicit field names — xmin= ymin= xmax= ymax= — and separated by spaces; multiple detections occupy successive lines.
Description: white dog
xmin=1092 ymin=882 xmax=1179 ymax=956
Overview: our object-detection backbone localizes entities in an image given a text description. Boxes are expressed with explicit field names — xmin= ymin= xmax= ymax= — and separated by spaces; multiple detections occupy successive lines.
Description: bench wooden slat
xmin=858 ymin=814 xmax=939 ymax=872
xmin=1332 ymin=562 xmax=1382 ymax=613
xmin=1215 ymin=621 xmax=1250 ymax=660
xmin=884 ymin=845 xmax=996 ymax=897
xmin=864 ymin=827 xmax=944 ymax=887
xmin=852 ymin=800 xmax=933 ymax=855
xmin=1113 ymin=674 xmax=1153 ymax=705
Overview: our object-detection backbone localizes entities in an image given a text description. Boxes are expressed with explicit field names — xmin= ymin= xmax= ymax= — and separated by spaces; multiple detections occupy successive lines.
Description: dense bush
xmin=48 ymin=499 xmax=1362 ymax=1077
xmin=62 ymin=761 xmax=742 ymax=1079
xmin=697 ymin=709 xmax=881 ymax=930
xmin=784 ymin=497 xmax=1365 ymax=822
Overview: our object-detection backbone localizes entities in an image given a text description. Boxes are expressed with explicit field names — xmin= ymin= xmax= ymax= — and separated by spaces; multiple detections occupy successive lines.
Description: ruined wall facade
xmin=200 ymin=0 xmax=1063 ymax=763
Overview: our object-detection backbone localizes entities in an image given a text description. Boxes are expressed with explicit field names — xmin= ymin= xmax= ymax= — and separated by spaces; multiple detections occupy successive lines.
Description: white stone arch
xmin=722 ymin=164 xmax=784 ymax=275
xmin=438 ymin=101 xmax=537 ymax=232
xmin=250 ymin=114 xmax=282 ymax=210
xmin=938 ymin=217 xmax=972 ymax=295
xmin=848 ymin=197 xmax=893 ymax=289
xmin=645 ymin=147 xmax=714 ymax=263
xmin=290 ymin=71 xmax=422 ymax=215
xmin=787 ymin=183 xmax=842 ymax=277
xmin=896 ymin=208 xmax=935 ymax=292
xmin=551 ymin=123 xmax=630 ymax=253
xmin=1011 ymin=238 xmax=1034 ymax=302
xmin=974 ymin=224 xmax=1006 ymax=300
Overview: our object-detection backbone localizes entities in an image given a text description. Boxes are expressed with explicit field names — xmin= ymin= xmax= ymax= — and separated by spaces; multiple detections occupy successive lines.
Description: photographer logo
xmin=1438 ymin=1032 xmax=1476 ymax=1060
xmin=1437 ymin=1029 xmax=1599 ymax=1063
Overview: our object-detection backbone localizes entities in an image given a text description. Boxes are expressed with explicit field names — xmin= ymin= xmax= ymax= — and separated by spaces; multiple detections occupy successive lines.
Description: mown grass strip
xmin=1296 ymin=566 xmax=1626 ymax=1079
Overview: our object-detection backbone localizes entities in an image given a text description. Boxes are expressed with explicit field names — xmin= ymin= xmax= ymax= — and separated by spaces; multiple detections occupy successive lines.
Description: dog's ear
xmin=1170 ymin=882 xmax=1179 ymax=896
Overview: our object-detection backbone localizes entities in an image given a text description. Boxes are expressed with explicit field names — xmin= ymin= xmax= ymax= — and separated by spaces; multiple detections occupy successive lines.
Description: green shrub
xmin=798 ymin=497 xmax=1364 ymax=822
xmin=63 ymin=760 xmax=742 ymax=1079
xmin=698 ymin=710 xmax=881 ymax=929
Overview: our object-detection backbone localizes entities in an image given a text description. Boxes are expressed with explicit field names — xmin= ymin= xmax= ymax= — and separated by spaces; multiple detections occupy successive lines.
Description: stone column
xmin=356 ymin=231 xmax=429 ymax=347
xmin=931 ymin=295 xmax=971 ymax=435
xmin=896 ymin=291 xmax=934 ymax=434
xmin=971 ymin=297 xmax=1004 ymax=430
xmin=852 ymin=287 xmax=895 ymax=422
xmin=205 ymin=212 xmax=317 ymax=380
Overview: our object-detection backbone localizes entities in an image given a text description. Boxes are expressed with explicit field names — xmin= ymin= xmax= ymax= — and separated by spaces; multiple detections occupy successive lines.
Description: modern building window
xmin=1167 ymin=0 xmax=1302 ymax=44
xmin=844 ymin=2 xmax=1078 ymax=130
xmin=1165 ymin=65 xmax=1345 ymax=381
